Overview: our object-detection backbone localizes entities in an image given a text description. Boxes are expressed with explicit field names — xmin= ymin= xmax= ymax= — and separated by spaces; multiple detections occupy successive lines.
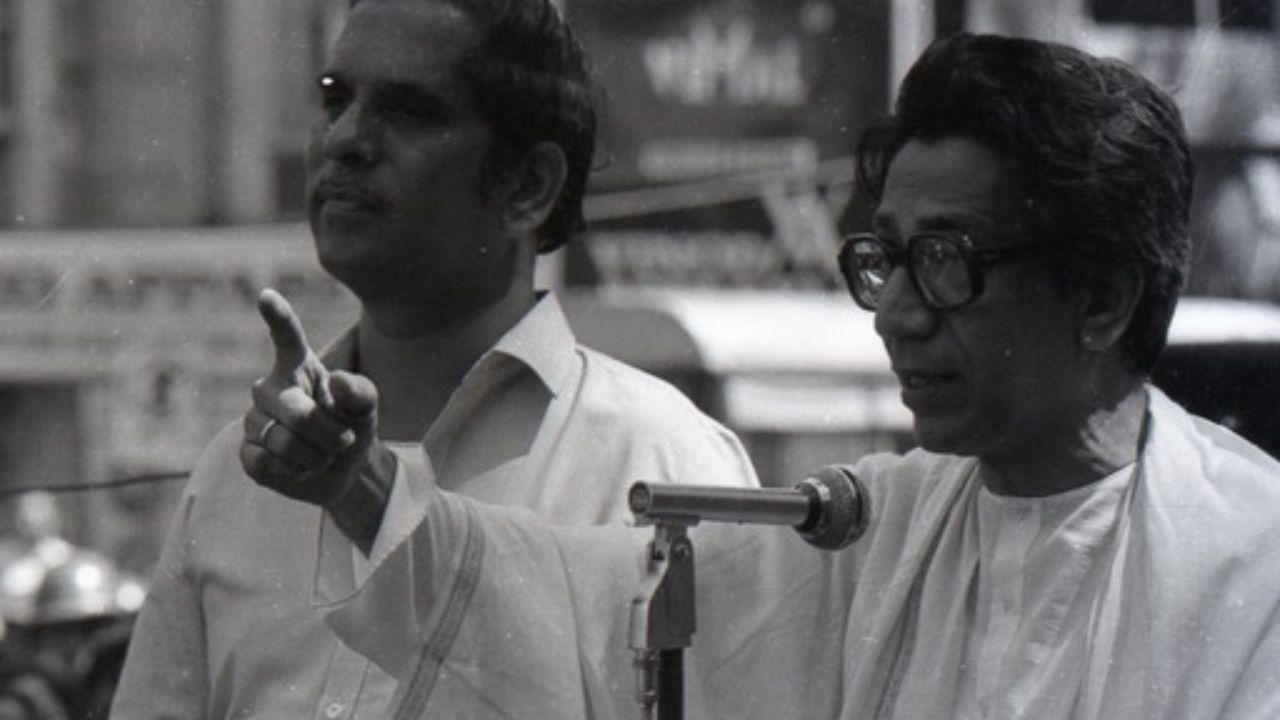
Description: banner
xmin=566 ymin=0 xmax=889 ymax=290
xmin=571 ymin=0 xmax=888 ymax=189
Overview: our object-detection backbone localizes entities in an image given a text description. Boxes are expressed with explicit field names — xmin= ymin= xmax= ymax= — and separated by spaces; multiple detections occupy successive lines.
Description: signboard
xmin=565 ymin=0 xmax=889 ymax=290
xmin=571 ymin=0 xmax=888 ymax=189
xmin=0 ymin=224 xmax=352 ymax=338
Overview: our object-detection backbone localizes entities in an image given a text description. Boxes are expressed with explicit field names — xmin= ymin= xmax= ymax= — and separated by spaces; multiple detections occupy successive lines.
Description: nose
xmin=319 ymin=101 xmax=379 ymax=167
xmin=873 ymin=266 xmax=938 ymax=341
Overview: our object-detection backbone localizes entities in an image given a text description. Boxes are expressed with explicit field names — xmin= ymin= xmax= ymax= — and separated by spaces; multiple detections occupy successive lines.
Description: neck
xmin=980 ymin=383 xmax=1148 ymax=497
xmin=356 ymin=286 xmax=537 ymax=441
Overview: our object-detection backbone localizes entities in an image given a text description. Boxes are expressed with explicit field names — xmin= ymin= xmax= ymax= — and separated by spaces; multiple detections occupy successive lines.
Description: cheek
xmin=306 ymin=120 xmax=328 ymax=162
xmin=959 ymin=317 xmax=1065 ymax=396
xmin=394 ymin=158 xmax=489 ymax=223
xmin=402 ymin=125 xmax=491 ymax=171
xmin=968 ymin=346 xmax=1021 ymax=408
xmin=304 ymin=125 xmax=329 ymax=194
xmin=981 ymin=332 xmax=1080 ymax=423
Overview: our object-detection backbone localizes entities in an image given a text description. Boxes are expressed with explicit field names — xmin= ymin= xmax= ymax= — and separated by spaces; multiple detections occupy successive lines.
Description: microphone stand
xmin=629 ymin=519 xmax=696 ymax=720
xmin=624 ymin=470 xmax=867 ymax=719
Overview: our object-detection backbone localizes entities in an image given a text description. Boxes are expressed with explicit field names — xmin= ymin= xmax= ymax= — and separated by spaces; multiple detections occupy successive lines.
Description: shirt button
xmin=324 ymin=702 xmax=345 ymax=719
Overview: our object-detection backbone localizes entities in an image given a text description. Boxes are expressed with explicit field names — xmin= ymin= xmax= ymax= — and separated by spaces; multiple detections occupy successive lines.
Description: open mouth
xmin=895 ymin=371 xmax=965 ymax=413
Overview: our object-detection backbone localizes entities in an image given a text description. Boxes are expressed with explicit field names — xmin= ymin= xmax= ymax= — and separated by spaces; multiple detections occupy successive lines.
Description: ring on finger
xmin=258 ymin=418 xmax=279 ymax=447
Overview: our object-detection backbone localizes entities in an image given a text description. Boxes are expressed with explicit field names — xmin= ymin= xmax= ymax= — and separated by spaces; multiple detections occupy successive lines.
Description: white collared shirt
xmin=113 ymin=293 xmax=759 ymax=720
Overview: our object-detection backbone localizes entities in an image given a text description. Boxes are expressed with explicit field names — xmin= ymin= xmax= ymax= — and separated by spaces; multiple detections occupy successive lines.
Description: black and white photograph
xmin=0 ymin=0 xmax=1277 ymax=717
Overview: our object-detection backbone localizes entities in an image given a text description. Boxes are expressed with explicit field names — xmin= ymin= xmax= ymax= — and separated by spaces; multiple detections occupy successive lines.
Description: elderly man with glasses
xmin=245 ymin=33 xmax=1280 ymax=718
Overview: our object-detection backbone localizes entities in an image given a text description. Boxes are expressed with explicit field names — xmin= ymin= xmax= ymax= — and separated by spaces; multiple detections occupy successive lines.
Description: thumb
xmin=329 ymin=370 xmax=378 ymax=434
xmin=258 ymin=288 xmax=314 ymax=382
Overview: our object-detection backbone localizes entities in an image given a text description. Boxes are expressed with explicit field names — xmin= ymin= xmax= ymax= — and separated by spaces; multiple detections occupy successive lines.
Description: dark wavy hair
xmin=351 ymin=0 xmax=597 ymax=252
xmin=856 ymin=33 xmax=1194 ymax=374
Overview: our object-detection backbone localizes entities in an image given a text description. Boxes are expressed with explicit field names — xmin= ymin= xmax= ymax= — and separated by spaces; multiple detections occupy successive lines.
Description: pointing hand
xmin=239 ymin=289 xmax=387 ymax=511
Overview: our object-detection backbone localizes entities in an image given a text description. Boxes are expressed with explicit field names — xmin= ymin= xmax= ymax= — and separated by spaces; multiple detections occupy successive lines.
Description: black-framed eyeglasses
xmin=838 ymin=232 xmax=1053 ymax=311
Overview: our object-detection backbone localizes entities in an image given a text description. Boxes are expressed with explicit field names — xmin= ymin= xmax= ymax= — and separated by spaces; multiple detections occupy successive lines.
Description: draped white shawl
xmin=318 ymin=387 xmax=1280 ymax=719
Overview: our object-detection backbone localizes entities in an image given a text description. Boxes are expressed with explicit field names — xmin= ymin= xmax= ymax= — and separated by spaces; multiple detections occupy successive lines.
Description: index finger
xmin=258 ymin=288 xmax=313 ymax=380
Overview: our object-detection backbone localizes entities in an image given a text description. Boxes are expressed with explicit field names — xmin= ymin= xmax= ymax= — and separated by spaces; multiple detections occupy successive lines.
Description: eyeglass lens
xmin=846 ymin=235 xmax=976 ymax=310
xmin=848 ymin=240 xmax=890 ymax=309
xmin=912 ymin=237 xmax=973 ymax=308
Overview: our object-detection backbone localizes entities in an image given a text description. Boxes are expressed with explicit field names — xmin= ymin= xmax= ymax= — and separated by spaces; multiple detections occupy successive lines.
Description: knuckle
xmin=240 ymin=447 xmax=271 ymax=482
xmin=273 ymin=430 xmax=326 ymax=469
xmin=280 ymin=388 xmax=318 ymax=417
xmin=251 ymin=380 xmax=277 ymax=405
xmin=273 ymin=431 xmax=301 ymax=458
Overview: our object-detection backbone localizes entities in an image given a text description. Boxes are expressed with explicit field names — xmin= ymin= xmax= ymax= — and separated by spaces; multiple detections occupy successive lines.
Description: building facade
xmin=3 ymin=0 xmax=345 ymax=230
xmin=0 ymin=0 xmax=1275 ymax=575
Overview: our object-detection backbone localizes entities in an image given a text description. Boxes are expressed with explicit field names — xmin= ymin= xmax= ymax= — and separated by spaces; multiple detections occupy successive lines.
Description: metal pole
xmin=630 ymin=522 xmax=695 ymax=720
xmin=657 ymin=649 xmax=684 ymax=719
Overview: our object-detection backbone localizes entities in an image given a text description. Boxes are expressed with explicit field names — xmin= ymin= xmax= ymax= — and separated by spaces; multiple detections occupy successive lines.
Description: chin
xmin=911 ymin=415 xmax=985 ymax=456
xmin=314 ymin=245 xmax=379 ymax=293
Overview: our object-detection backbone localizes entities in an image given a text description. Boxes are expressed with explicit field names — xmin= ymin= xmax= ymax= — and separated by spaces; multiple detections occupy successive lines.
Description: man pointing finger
xmin=112 ymin=2 xmax=759 ymax=718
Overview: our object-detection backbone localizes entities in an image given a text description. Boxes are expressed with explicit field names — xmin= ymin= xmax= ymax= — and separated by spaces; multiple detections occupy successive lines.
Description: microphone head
xmin=628 ymin=482 xmax=654 ymax=517
xmin=794 ymin=465 xmax=869 ymax=550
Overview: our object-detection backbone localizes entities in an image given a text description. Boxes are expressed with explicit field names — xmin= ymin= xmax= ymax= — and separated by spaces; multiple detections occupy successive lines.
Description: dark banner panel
xmin=572 ymin=0 xmax=889 ymax=189
xmin=566 ymin=0 xmax=889 ymax=290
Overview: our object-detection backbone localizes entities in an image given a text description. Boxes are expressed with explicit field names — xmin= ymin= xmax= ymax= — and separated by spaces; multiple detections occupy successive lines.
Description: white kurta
xmin=318 ymin=387 xmax=1280 ymax=719
xmin=956 ymin=467 xmax=1131 ymax=718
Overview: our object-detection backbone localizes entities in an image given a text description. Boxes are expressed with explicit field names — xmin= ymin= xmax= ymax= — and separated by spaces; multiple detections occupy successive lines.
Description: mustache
xmin=312 ymin=175 xmax=389 ymax=209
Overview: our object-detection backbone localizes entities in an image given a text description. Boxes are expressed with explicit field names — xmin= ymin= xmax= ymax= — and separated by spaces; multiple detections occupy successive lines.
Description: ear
xmin=501 ymin=142 xmax=568 ymax=236
xmin=1077 ymin=264 xmax=1144 ymax=353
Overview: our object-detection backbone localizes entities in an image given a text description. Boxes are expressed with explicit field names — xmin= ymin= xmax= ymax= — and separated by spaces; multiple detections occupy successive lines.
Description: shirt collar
xmin=317 ymin=292 xmax=577 ymax=397
xmin=487 ymin=292 xmax=577 ymax=397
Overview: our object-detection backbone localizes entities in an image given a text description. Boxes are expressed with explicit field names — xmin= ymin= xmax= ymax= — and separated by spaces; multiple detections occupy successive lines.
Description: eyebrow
xmin=872 ymin=210 xmax=999 ymax=236
xmin=316 ymin=72 xmax=458 ymax=122
xmin=382 ymin=81 xmax=454 ymax=114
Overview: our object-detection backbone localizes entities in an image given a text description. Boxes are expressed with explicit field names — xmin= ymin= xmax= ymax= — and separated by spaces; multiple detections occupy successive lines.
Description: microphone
xmin=627 ymin=465 xmax=869 ymax=550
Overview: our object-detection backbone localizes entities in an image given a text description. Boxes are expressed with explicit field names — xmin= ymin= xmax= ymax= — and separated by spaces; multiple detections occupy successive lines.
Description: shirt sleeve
xmin=111 ymin=481 xmax=209 ymax=718
xmin=316 ymin=467 xmax=870 ymax=718
xmin=317 ymin=480 xmax=652 ymax=717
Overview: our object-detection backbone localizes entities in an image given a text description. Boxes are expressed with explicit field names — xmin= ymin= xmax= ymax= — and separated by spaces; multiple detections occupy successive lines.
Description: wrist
xmin=326 ymin=442 xmax=395 ymax=555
